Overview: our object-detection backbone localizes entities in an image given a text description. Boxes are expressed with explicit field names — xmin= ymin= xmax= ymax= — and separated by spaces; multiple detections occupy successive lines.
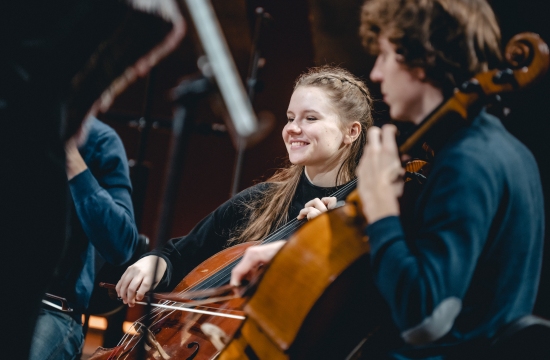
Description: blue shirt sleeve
xmin=69 ymin=124 xmax=139 ymax=265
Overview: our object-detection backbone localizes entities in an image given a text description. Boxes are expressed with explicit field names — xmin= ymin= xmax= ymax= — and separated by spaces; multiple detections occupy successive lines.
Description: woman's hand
xmin=297 ymin=197 xmax=337 ymax=220
xmin=116 ymin=255 xmax=167 ymax=307
xmin=230 ymin=240 xmax=286 ymax=287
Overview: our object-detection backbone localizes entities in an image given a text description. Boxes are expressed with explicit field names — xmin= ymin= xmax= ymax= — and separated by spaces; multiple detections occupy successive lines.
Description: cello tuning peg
xmin=492 ymin=68 xmax=515 ymax=84
xmin=460 ymin=78 xmax=482 ymax=93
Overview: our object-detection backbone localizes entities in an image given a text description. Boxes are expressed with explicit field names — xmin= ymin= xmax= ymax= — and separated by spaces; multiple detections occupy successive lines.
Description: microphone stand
xmin=230 ymin=7 xmax=272 ymax=196
xmin=138 ymin=74 xmax=213 ymax=360
xmin=131 ymin=68 xmax=157 ymax=229
xmin=100 ymin=68 xmax=157 ymax=348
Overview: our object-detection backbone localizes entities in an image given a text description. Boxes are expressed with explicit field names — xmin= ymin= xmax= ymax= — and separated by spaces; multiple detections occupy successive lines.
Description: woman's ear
xmin=343 ymin=122 xmax=361 ymax=145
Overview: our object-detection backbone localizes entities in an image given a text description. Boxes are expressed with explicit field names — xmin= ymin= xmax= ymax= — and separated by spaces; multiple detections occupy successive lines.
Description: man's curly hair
xmin=360 ymin=0 xmax=502 ymax=95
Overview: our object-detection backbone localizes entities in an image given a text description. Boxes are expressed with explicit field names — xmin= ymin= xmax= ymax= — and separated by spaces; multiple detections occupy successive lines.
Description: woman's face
xmin=283 ymin=86 xmax=350 ymax=174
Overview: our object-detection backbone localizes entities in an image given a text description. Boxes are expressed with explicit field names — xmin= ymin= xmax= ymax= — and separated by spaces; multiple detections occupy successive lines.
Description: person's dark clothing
xmin=152 ymin=172 xmax=356 ymax=290
xmin=29 ymin=118 xmax=138 ymax=359
xmin=49 ymin=118 xmax=139 ymax=321
xmin=365 ymin=110 xmax=544 ymax=359
xmin=1 ymin=2 xmax=178 ymax=358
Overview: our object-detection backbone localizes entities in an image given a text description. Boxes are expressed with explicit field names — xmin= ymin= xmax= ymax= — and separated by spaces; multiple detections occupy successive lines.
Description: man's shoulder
xmin=88 ymin=118 xmax=119 ymax=142
xmin=432 ymin=111 xmax=540 ymax=191
xmin=82 ymin=118 xmax=125 ymax=162
xmin=442 ymin=111 xmax=534 ymax=166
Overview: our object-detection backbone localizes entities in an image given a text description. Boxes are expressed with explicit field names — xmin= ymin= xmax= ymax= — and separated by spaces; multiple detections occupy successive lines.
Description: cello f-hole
xmin=185 ymin=341 xmax=200 ymax=360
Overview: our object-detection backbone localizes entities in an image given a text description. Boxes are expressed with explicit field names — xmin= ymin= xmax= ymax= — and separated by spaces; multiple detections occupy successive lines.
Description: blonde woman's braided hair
xmin=294 ymin=66 xmax=373 ymax=182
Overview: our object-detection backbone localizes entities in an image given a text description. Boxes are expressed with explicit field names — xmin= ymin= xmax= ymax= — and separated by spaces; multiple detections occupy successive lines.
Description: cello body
xmin=90 ymin=242 xmax=256 ymax=360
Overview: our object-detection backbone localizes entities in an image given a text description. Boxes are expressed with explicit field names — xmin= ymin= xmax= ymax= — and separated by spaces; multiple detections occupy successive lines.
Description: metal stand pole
xmin=138 ymin=74 xmax=213 ymax=360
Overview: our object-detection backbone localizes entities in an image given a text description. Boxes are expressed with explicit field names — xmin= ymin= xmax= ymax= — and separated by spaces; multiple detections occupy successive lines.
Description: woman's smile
xmin=289 ymin=140 xmax=310 ymax=149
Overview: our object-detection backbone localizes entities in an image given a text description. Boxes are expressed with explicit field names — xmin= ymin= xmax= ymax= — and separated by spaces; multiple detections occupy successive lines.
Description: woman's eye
xmin=287 ymin=118 xmax=294 ymax=122
xmin=306 ymin=117 xmax=317 ymax=121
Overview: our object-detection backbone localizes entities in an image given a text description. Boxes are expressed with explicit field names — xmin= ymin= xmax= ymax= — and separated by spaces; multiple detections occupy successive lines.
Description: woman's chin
xmin=288 ymin=158 xmax=307 ymax=166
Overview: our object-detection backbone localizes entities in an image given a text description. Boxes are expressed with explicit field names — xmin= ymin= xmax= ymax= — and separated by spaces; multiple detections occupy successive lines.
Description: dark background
xmin=97 ymin=0 xmax=550 ymax=318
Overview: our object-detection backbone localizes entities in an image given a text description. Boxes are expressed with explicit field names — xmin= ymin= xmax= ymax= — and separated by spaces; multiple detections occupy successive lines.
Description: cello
xmin=217 ymin=32 xmax=550 ymax=359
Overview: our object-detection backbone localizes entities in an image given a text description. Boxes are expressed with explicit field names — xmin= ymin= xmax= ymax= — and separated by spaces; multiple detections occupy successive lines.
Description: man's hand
xmin=297 ymin=197 xmax=337 ymax=220
xmin=230 ymin=240 xmax=286 ymax=287
xmin=65 ymin=137 xmax=88 ymax=180
xmin=116 ymin=255 xmax=167 ymax=307
xmin=357 ymin=125 xmax=404 ymax=224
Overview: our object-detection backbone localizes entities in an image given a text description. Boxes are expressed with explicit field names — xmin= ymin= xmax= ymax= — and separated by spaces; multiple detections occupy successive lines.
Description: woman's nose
xmin=285 ymin=121 xmax=301 ymax=134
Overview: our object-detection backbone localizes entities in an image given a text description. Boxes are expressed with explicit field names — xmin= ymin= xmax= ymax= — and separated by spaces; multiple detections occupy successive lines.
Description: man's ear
xmin=412 ymin=66 xmax=427 ymax=81
xmin=344 ymin=122 xmax=362 ymax=145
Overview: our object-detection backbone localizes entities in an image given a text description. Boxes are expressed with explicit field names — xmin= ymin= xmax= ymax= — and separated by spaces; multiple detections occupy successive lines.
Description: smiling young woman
xmin=284 ymin=86 xmax=360 ymax=186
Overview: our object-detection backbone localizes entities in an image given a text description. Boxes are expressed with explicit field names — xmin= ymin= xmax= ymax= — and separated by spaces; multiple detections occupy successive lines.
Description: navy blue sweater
xmin=49 ymin=118 xmax=139 ymax=319
xmin=366 ymin=110 xmax=544 ymax=358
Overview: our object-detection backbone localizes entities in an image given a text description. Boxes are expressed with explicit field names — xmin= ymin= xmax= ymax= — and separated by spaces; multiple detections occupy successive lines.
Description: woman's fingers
xmin=322 ymin=197 xmax=338 ymax=210
xmin=297 ymin=207 xmax=322 ymax=220
xmin=126 ymin=273 xmax=147 ymax=307
xmin=115 ymin=256 xmax=167 ymax=307
xmin=297 ymin=197 xmax=337 ymax=220
xmin=115 ymin=267 xmax=135 ymax=303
